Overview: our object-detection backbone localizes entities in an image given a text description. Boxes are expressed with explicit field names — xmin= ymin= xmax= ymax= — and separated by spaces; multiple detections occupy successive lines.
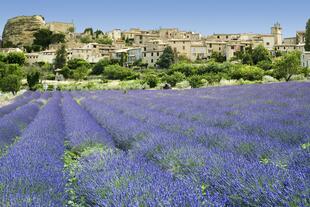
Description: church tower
xmin=271 ymin=22 xmax=282 ymax=45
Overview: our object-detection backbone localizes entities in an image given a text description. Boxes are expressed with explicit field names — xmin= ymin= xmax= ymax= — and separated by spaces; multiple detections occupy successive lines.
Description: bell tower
xmin=271 ymin=22 xmax=282 ymax=45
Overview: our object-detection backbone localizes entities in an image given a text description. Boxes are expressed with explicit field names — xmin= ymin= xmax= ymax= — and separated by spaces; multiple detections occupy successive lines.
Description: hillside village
xmin=0 ymin=15 xmax=310 ymax=68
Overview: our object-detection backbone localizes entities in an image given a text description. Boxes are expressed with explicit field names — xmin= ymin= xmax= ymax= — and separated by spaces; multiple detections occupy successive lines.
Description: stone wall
xmin=45 ymin=22 xmax=74 ymax=34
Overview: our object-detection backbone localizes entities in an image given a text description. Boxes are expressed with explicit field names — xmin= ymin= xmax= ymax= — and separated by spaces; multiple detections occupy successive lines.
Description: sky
xmin=0 ymin=0 xmax=309 ymax=38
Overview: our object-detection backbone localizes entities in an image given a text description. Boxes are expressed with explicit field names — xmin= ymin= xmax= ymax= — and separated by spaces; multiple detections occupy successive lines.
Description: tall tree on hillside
xmin=54 ymin=44 xmax=67 ymax=69
xmin=305 ymin=19 xmax=310 ymax=51
xmin=157 ymin=46 xmax=175 ymax=69
xmin=33 ymin=29 xmax=53 ymax=50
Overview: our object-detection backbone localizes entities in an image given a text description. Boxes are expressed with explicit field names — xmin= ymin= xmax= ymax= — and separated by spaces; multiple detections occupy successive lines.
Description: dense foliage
xmin=0 ymin=82 xmax=309 ymax=206
xmin=33 ymin=29 xmax=65 ymax=51
xmin=273 ymin=51 xmax=302 ymax=81
xmin=26 ymin=67 xmax=41 ymax=90
xmin=305 ymin=18 xmax=310 ymax=52
xmin=0 ymin=63 xmax=23 ymax=94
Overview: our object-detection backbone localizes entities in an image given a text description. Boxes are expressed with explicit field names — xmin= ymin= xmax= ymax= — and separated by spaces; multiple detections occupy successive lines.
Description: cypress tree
xmin=305 ymin=19 xmax=310 ymax=51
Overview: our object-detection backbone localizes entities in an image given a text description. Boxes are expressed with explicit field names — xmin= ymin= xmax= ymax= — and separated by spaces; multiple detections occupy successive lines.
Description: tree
xmin=230 ymin=65 xmax=264 ymax=81
xmin=33 ymin=29 xmax=65 ymax=50
xmin=188 ymin=75 xmax=203 ymax=88
xmin=84 ymin=28 xmax=94 ymax=35
xmin=60 ymin=66 xmax=72 ymax=79
xmin=73 ymin=66 xmax=89 ymax=81
xmin=6 ymin=52 xmax=26 ymax=65
xmin=27 ymin=68 xmax=41 ymax=90
xmin=252 ymin=45 xmax=271 ymax=65
xmin=305 ymin=19 xmax=310 ymax=51
xmin=51 ymin=33 xmax=66 ymax=44
xmin=94 ymin=30 xmax=103 ymax=38
xmin=33 ymin=29 xmax=53 ymax=50
xmin=242 ymin=53 xmax=253 ymax=65
xmin=96 ymin=36 xmax=113 ymax=45
xmin=67 ymin=58 xmax=90 ymax=70
xmin=157 ymin=46 xmax=175 ymax=69
xmin=0 ymin=64 xmax=23 ymax=95
xmin=273 ymin=51 xmax=302 ymax=81
xmin=92 ymin=59 xmax=110 ymax=75
xmin=54 ymin=44 xmax=67 ymax=69
xmin=103 ymin=64 xmax=137 ymax=80
xmin=0 ymin=53 xmax=6 ymax=63
xmin=0 ymin=75 xmax=22 ymax=95
xmin=164 ymin=72 xmax=185 ymax=87
xmin=142 ymin=74 xmax=159 ymax=88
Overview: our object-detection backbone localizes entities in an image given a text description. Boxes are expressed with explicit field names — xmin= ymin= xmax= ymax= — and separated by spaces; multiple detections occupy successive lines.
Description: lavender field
xmin=0 ymin=82 xmax=309 ymax=206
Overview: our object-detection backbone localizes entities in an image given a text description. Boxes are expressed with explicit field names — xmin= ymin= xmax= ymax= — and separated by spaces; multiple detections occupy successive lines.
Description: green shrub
xmin=103 ymin=65 xmax=138 ymax=80
xmin=170 ymin=63 xmax=197 ymax=76
xmin=0 ymin=75 xmax=22 ymax=95
xmin=203 ymin=73 xmax=226 ymax=84
xmin=257 ymin=60 xmax=272 ymax=71
xmin=142 ymin=74 xmax=159 ymax=88
xmin=67 ymin=59 xmax=91 ymax=70
xmin=6 ymin=52 xmax=26 ymax=65
xmin=27 ymin=68 xmax=41 ymax=90
xmin=46 ymin=74 xmax=56 ymax=80
xmin=73 ymin=66 xmax=89 ymax=81
xmin=188 ymin=75 xmax=204 ymax=88
xmin=164 ymin=72 xmax=185 ymax=87
xmin=92 ymin=59 xmax=110 ymax=75
xmin=230 ymin=65 xmax=264 ymax=81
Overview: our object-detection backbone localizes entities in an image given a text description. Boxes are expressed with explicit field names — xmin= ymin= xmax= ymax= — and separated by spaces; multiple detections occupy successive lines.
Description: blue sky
xmin=1 ymin=0 xmax=309 ymax=38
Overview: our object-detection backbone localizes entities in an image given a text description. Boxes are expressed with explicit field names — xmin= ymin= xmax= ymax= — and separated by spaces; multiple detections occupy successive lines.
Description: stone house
xmin=301 ymin=51 xmax=310 ymax=68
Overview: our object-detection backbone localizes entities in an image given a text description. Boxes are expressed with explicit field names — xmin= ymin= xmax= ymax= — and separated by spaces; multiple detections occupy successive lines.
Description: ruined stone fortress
xmin=1 ymin=15 xmax=309 ymax=68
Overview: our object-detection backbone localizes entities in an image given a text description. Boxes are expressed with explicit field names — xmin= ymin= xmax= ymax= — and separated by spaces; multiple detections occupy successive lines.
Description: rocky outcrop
xmin=2 ymin=15 xmax=45 ymax=47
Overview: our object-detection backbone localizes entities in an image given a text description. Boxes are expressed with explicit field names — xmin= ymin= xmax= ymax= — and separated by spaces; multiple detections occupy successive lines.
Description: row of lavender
xmin=70 ymin=82 xmax=309 ymax=206
xmin=0 ymin=92 xmax=51 ymax=156
xmin=0 ymin=92 xmax=66 ymax=206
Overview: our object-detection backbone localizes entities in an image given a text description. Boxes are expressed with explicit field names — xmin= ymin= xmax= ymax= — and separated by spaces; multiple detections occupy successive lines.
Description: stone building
xmin=190 ymin=42 xmax=207 ymax=61
xmin=112 ymin=48 xmax=142 ymax=66
xmin=107 ymin=29 xmax=122 ymax=41
xmin=301 ymin=51 xmax=310 ymax=68
xmin=69 ymin=43 xmax=115 ymax=63
xmin=142 ymin=40 xmax=167 ymax=67
xmin=45 ymin=22 xmax=74 ymax=34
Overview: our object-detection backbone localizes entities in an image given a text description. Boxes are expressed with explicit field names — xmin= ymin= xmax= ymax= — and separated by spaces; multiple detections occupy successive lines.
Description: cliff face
xmin=2 ymin=15 xmax=45 ymax=47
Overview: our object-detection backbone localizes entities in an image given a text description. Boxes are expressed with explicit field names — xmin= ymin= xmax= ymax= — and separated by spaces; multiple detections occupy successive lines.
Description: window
xmin=209 ymin=44 xmax=212 ymax=48
xmin=231 ymin=46 xmax=235 ymax=50
xmin=226 ymin=35 xmax=229 ymax=39
xmin=266 ymin=42 xmax=270 ymax=46
xmin=183 ymin=46 xmax=186 ymax=50
xmin=144 ymin=53 xmax=146 ymax=57
xmin=217 ymin=36 xmax=220 ymax=39
xmin=174 ymin=41 xmax=176 ymax=44
xmin=144 ymin=47 xmax=146 ymax=51
xmin=151 ymin=53 xmax=154 ymax=56
xmin=157 ymin=52 xmax=160 ymax=56
xmin=151 ymin=59 xmax=154 ymax=63
xmin=219 ymin=47 xmax=221 ymax=50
